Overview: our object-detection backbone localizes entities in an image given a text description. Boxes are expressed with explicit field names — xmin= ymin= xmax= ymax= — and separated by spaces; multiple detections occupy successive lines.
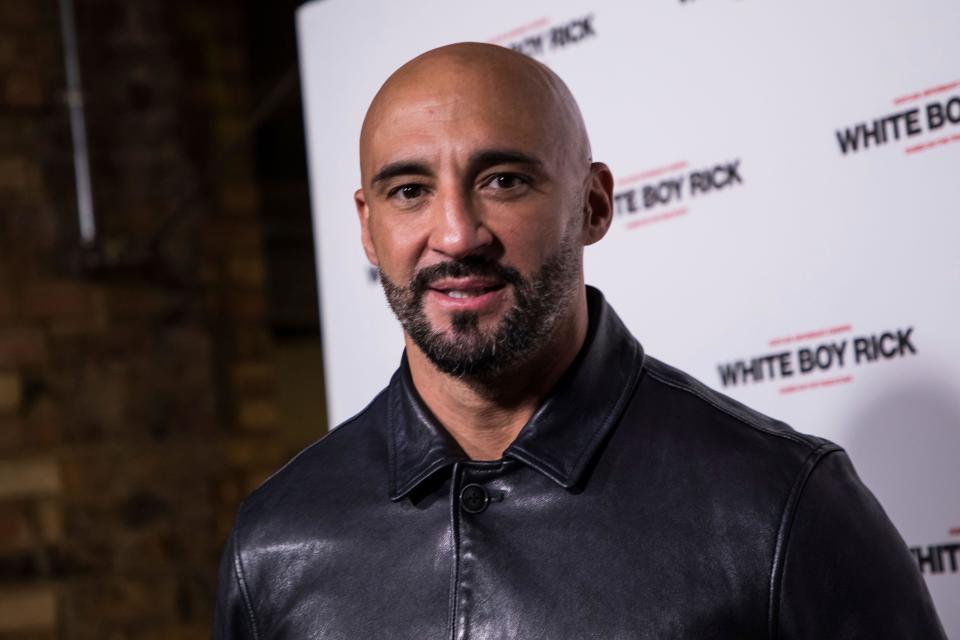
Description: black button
xmin=460 ymin=483 xmax=489 ymax=514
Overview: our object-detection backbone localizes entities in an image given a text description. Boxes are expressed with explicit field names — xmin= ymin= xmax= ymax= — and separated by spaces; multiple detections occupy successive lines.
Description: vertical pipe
xmin=57 ymin=0 xmax=96 ymax=245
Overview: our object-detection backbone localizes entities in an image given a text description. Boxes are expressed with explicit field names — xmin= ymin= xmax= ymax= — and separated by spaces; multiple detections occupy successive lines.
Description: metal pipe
xmin=57 ymin=0 xmax=96 ymax=245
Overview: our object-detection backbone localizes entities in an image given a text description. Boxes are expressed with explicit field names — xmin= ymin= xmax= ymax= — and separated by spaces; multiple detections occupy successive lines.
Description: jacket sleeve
xmin=213 ymin=524 xmax=259 ymax=640
xmin=775 ymin=448 xmax=946 ymax=639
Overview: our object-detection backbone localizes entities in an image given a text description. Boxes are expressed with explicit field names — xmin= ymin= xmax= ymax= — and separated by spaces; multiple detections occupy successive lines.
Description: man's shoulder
xmin=626 ymin=354 xmax=849 ymax=546
xmin=638 ymin=354 xmax=837 ymax=458
xmin=235 ymin=387 xmax=391 ymax=531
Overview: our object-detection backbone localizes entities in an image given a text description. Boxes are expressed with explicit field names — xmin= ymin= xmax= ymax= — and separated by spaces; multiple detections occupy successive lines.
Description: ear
xmin=582 ymin=162 xmax=614 ymax=245
xmin=354 ymin=187 xmax=380 ymax=267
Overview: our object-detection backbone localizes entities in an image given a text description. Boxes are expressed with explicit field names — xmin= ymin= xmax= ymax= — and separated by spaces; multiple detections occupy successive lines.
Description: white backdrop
xmin=297 ymin=0 xmax=960 ymax=631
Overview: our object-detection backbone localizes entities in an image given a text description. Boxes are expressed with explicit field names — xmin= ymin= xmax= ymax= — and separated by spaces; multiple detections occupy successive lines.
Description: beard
xmin=379 ymin=240 xmax=580 ymax=379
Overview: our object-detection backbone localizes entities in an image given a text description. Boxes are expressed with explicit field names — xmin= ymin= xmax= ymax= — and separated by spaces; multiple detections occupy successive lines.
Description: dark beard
xmin=379 ymin=243 xmax=579 ymax=378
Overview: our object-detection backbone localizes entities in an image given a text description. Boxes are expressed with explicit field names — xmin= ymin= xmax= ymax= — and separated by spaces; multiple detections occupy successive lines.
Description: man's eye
xmin=389 ymin=184 xmax=426 ymax=200
xmin=486 ymin=174 xmax=526 ymax=190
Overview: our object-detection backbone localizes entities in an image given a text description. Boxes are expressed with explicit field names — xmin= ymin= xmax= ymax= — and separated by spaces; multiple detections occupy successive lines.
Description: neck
xmin=406 ymin=287 xmax=589 ymax=461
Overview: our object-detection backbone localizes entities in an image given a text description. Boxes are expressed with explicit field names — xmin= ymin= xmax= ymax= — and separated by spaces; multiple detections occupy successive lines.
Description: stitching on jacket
xmin=766 ymin=444 xmax=842 ymax=639
xmin=388 ymin=382 xmax=400 ymax=497
xmin=504 ymin=447 xmax=566 ymax=486
xmin=395 ymin=458 xmax=456 ymax=499
xmin=447 ymin=462 xmax=462 ymax=640
xmin=644 ymin=362 xmax=812 ymax=447
xmin=232 ymin=523 xmax=261 ymax=640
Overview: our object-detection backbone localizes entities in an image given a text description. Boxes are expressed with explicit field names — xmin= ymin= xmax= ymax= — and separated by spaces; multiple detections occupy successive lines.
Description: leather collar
xmin=387 ymin=286 xmax=645 ymax=500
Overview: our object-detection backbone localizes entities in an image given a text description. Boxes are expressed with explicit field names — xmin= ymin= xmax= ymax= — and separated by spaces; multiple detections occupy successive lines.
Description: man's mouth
xmin=425 ymin=278 xmax=507 ymax=308
xmin=429 ymin=277 xmax=504 ymax=294
xmin=433 ymin=284 xmax=505 ymax=299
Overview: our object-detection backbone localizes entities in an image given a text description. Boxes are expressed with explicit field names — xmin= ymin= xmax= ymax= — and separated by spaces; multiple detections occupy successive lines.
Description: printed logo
xmin=488 ymin=15 xmax=596 ymax=57
xmin=911 ymin=528 xmax=960 ymax=576
xmin=716 ymin=324 xmax=917 ymax=394
xmin=835 ymin=79 xmax=960 ymax=156
xmin=613 ymin=159 xmax=743 ymax=230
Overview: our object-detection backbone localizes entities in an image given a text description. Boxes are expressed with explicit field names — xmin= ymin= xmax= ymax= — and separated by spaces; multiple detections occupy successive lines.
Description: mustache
xmin=410 ymin=256 xmax=524 ymax=296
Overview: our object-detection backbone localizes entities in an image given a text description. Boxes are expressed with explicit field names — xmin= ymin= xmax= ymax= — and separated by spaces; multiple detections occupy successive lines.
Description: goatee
xmin=379 ymin=242 xmax=579 ymax=378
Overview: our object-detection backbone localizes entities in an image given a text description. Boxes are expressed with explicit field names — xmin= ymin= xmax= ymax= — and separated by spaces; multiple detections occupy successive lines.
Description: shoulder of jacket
xmin=237 ymin=386 xmax=389 ymax=511
xmin=641 ymin=354 xmax=832 ymax=452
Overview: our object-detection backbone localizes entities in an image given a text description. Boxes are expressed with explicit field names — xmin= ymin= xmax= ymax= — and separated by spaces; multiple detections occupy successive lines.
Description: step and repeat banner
xmin=297 ymin=0 xmax=959 ymax=630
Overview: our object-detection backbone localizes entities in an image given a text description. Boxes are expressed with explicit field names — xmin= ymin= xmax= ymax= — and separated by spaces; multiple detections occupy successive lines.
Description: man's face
xmin=356 ymin=60 xmax=589 ymax=377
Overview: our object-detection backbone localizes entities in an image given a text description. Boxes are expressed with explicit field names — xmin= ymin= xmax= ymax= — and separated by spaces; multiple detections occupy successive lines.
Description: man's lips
xmin=424 ymin=277 xmax=508 ymax=310
xmin=426 ymin=277 xmax=506 ymax=298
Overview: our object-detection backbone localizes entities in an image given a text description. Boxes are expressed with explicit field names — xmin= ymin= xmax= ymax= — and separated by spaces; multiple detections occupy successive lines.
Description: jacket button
xmin=460 ymin=483 xmax=489 ymax=514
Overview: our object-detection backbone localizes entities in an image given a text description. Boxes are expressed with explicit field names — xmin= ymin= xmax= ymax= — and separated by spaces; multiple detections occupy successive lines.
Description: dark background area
xmin=0 ymin=0 xmax=325 ymax=636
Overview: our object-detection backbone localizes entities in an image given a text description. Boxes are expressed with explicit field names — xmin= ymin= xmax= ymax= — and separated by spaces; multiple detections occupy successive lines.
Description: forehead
xmin=361 ymin=65 xmax=564 ymax=175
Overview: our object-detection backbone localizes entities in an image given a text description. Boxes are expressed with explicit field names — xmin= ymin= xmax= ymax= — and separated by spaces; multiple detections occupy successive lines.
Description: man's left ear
xmin=582 ymin=162 xmax=614 ymax=245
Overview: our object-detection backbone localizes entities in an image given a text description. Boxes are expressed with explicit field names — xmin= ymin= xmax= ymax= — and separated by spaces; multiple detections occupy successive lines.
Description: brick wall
xmin=0 ymin=1 xmax=287 ymax=637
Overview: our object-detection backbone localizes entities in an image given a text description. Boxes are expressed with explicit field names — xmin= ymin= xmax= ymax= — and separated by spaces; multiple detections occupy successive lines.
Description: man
xmin=215 ymin=43 xmax=945 ymax=639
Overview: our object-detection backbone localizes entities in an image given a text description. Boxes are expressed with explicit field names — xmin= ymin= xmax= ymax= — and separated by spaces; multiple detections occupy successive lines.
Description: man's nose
xmin=428 ymin=187 xmax=495 ymax=258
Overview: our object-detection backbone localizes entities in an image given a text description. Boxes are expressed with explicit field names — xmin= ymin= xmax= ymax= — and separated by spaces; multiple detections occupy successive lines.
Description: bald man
xmin=214 ymin=44 xmax=945 ymax=639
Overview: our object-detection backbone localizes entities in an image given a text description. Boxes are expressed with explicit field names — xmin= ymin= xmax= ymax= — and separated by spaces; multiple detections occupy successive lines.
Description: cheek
xmin=494 ymin=211 xmax=568 ymax=268
xmin=370 ymin=219 xmax=426 ymax=276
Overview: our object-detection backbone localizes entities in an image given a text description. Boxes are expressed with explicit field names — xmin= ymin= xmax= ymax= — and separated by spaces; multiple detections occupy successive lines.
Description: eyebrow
xmin=369 ymin=149 xmax=544 ymax=187
xmin=370 ymin=161 xmax=433 ymax=187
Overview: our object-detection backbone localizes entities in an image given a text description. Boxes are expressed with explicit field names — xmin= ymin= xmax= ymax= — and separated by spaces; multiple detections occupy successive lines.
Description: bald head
xmin=359 ymin=42 xmax=592 ymax=186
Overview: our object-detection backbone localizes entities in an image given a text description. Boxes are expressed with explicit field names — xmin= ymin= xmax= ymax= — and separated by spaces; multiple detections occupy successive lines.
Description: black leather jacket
xmin=215 ymin=288 xmax=945 ymax=639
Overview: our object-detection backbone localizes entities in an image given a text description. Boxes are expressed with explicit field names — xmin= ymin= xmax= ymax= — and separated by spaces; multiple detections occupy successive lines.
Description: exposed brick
xmin=220 ymin=182 xmax=258 ymax=214
xmin=214 ymin=115 xmax=247 ymax=146
xmin=139 ymin=624 xmax=211 ymax=640
xmin=0 ymin=156 xmax=41 ymax=191
xmin=199 ymin=82 xmax=247 ymax=109
xmin=0 ymin=115 xmax=39 ymax=150
xmin=58 ymin=454 xmax=112 ymax=501
xmin=180 ymin=7 xmax=220 ymax=36
xmin=227 ymin=256 xmax=266 ymax=288
xmin=36 ymin=498 xmax=61 ymax=544
xmin=47 ymin=289 xmax=109 ymax=337
xmin=0 ymin=371 xmax=21 ymax=412
xmin=203 ymin=221 xmax=263 ymax=253
xmin=0 ymin=36 xmax=16 ymax=66
xmin=0 ymin=457 xmax=61 ymax=500
xmin=1 ymin=203 xmax=59 ymax=252
xmin=228 ymin=291 xmax=267 ymax=320
xmin=237 ymin=398 xmax=278 ymax=431
xmin=103 ymin=285 xmax=173 ymax=321
xmin=0 ymin=416 xmax=22 ymax=449
xmin=64 ymin=362 xmax=127 ymax=437
xmin=23 ymin=396 xmax=61 ymax=448
xmin=13 ymin=32 xmax=58 ymax=70
xmin=64 ymin=574 xmax=177 ymax=627
xmin=204 ymin=44 xmax=245 ymax=75
xmin=0 ymin=286 xmax=15 ymax=319
xmin=23 ymin=281 xmax=93 ymax=320
xmin=0 ymin=503 xmax=31 ymax=551
xmin=0 ymin=2 xmax=292 ymax=636
xmin=3 ymin=72 xmax=46 ymax=108
xmin=0 ymin=2 xmax=40 ymax=28
xmin=226 ymin=436 xmax=284 ymax=467
xmin=0 ymin=499 xmax=61 ymax=552
xmin=0 ymin=327 xmax=49 ymax=365
xmin=0 ymin=585 xmax=57 ymax=632
xmin=231 ymin=361 xmax=273 ymax=392
xmin=233 ymin=327 xmax=272 ymax=358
